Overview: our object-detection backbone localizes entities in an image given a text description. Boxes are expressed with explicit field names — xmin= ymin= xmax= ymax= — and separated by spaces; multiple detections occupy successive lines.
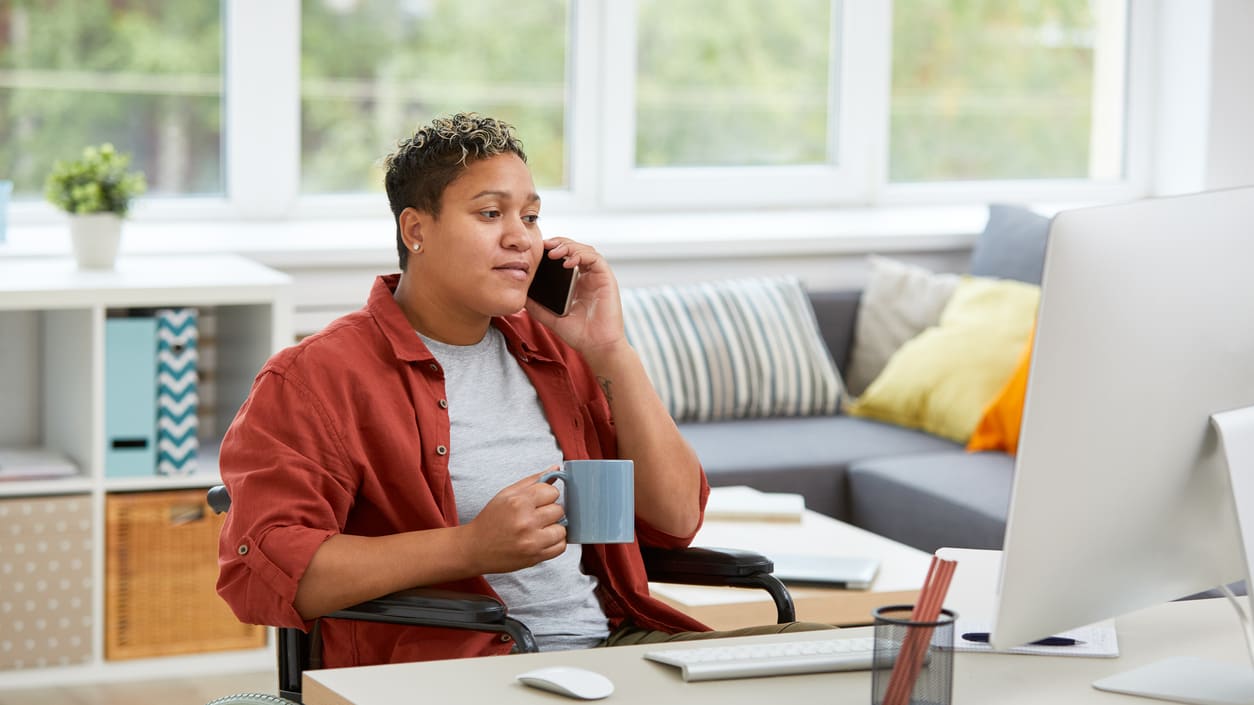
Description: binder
xmin=105 ymin=317 xmax=157 ymax=477
xmin=155 ymin=308 xmax=199 ymax=476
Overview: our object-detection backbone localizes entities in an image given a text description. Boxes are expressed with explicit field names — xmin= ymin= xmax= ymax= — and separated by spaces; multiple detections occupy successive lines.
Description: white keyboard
xmin=643 ymin=636 xmax=877 ymax=682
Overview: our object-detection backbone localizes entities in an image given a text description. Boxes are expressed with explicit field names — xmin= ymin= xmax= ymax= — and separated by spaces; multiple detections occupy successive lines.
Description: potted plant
xmin=44 ymin=143 xmax=147 ymax=270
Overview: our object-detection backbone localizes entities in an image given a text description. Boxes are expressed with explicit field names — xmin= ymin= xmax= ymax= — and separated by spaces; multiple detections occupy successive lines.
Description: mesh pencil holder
xmin=871 ymin=604 xmax=956 ymax=705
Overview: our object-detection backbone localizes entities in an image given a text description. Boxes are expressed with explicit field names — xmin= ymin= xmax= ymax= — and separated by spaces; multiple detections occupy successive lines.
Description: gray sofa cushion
xmin=680 ymin=416 xmax=961 ymax=519
xmin=806 ymin=289 xmax=861 ymax=375
xmin=847 ymin=451 xmax=1014 ymax=553
xmin=963 ymin=203 xmax=1053 ymax=282
xmin=969 ymin=204 xmax=1051 ymax=285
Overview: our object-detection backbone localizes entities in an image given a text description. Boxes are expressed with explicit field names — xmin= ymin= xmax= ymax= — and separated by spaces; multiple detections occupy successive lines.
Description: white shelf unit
xmin=0 ymin=255 xmax=292 ymax=687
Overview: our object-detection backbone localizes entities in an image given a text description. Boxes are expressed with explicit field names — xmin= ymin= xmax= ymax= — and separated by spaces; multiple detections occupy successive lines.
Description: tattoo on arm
xmin=596 ymin=375 xmax=614 ymax=403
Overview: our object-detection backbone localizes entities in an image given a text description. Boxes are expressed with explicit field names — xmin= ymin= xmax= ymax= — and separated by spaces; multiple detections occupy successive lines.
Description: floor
xmin=0 ymin=669 xmax=276 ymax=705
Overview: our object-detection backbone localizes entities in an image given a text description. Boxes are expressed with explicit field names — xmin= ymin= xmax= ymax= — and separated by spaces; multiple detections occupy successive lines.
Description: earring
xmin=412 ymin=243 xmax=421 ymax=252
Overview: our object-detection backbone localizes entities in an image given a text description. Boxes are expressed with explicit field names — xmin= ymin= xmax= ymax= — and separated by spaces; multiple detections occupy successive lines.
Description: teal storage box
xmin=105 ymin=317 xmax=157 ymax=477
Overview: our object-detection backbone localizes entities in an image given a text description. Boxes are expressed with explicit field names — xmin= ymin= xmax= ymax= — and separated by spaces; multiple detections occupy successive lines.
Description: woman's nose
xmin=502 ymin=217 xmax=536 ymax=250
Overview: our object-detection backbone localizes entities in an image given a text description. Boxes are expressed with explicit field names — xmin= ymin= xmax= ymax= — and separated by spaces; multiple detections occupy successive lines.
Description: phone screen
xmin=528 ymin=255 xmax=578 ymax=316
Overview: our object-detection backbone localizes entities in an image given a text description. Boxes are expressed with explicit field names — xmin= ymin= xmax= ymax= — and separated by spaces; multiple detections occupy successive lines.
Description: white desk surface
xmin=650 ymin=507 xmax=933 ymax=628
xmin=304 ymin=596 xmax=1251 ymax=705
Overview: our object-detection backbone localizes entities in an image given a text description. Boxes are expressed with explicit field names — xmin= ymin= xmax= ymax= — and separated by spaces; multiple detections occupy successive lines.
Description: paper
xmin=934 ymin=547 xmax=1119 ymax=658
xmin=705 ymin=485 xmax=805 ymax=522
xmin=953 ymin=618 xmax=1120 ymax=658
xmin=0 ymin=447 xmax=79 ymax=481
xmin=649 ymin=582 xmax=769 ymax=606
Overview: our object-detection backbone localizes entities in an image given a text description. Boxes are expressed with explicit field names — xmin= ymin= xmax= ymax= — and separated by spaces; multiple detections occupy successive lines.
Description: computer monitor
xmin=989 ymin=186 xmax=1254 ymax=705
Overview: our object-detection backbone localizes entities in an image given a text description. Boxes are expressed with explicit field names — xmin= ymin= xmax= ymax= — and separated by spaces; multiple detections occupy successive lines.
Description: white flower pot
xmin=69 ymin=213 xmax=123 ymax=270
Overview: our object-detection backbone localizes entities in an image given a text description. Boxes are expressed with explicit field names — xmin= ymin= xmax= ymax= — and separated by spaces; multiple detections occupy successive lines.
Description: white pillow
xmin=845 ymin=256 xmax=960 ymax=397
xmin=621 ymin=276 xmax=844 ymax=423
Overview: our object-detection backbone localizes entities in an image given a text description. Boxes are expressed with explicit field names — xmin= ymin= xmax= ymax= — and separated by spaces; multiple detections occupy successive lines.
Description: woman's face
xmin=404 ymin=153 xmax=544 ymax=328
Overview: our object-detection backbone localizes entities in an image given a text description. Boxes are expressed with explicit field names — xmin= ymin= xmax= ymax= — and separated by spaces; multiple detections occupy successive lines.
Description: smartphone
xmin=528 ymin=254 xmax=579 ymax=317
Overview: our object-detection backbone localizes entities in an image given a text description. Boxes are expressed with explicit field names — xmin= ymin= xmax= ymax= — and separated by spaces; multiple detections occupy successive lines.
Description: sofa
xmin=620 ymin=204 xmax=1059 ymax=555
xmin=675 ymin=288 xmax=1017 ymax=554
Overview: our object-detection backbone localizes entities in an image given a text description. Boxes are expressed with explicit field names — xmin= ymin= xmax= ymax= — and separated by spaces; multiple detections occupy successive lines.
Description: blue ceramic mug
xmin=540 ymin=459 xmax=634 ymax=544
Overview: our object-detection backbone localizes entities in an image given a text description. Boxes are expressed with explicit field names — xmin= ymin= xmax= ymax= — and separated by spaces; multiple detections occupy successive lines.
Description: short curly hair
xmin=383 ymin=113 xmax=528 ymax=270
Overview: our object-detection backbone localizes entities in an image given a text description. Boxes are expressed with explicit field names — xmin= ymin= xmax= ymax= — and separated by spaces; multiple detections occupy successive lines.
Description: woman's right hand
xmin=462 ymin=468 xmax=568 ymax=574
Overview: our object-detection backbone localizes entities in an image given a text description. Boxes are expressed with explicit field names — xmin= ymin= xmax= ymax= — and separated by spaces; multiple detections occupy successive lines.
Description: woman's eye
xmin=480 ymin=209 xmax=501 ymax=219
xmin=522 ymin=214 xmax=540 ymax=224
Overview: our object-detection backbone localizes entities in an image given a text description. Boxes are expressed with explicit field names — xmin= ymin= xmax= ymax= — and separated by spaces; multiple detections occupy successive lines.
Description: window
xmin=889 ymin=0 xmax=1128 ymax=183
xmin=299 ymin=0 xmax=569 ymax=194
xmin=0 ymin=1 xmax=223 ymax=198
xmin=634 ymin=0 xmax=833 ymax=169
xmin=2 ymin=0 xmax=1149 ymax=223
xmin=599 ymin=1 xmax=878 ymax=208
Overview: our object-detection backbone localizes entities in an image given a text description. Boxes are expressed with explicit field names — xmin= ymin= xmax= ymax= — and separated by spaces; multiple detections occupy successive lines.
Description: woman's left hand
xmin=524 ymin=237 xmax=626 ymax=359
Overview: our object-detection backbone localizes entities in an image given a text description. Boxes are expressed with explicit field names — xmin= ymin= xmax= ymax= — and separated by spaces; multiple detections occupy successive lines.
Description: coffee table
xmin=649 ymin=495 xmax=933 ymax=629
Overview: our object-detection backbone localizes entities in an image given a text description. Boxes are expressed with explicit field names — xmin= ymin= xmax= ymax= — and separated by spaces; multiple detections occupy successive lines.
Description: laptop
xmin=768 ymin=553 xmax=881 ymax=590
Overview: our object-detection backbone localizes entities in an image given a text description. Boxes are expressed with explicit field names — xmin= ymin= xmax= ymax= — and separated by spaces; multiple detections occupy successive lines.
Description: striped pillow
xmin=621 ymin=276 xmax=844 ymax=423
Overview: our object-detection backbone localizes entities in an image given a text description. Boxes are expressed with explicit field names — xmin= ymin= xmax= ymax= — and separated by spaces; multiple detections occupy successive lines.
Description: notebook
xmin=769 ymin=552 xmax=881 ymax=590
xmin=705 ymin=486 xmax=805 ymax=523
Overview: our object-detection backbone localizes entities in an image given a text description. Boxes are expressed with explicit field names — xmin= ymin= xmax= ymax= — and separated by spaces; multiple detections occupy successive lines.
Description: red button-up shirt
xmin=216 ymin=274 xmax=710 ymax=668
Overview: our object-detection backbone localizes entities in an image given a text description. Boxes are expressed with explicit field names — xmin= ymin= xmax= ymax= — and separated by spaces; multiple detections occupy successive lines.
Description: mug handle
xmin=538 ymin=470 xmax=569 ymax=527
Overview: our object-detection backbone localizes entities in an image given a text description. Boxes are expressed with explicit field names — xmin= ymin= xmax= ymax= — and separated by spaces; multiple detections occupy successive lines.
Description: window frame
xmin=597 ymin=0 xmax=892 ymax=209
xmin=879 ymin=0 xmax=1155 ymax=206
xmin=4 ymin=0 xmax=1156 ymax=226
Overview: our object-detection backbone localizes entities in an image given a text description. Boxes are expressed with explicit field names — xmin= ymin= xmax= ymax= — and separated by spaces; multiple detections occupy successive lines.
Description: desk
xmin=650 ymin=507 xmax=933 ymax=629
xmin=303 ymin=597 xmax=1250 ymax=705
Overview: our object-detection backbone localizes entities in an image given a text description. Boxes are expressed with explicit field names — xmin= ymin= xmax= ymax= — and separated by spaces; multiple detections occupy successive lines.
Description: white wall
xmin=275 ymin=247 xmax=974 ymax=338
xmin=1153 ymin=0 xmax=1254 ymax=194
xmin=1203 ymin=0 xmax=1254 ymax=190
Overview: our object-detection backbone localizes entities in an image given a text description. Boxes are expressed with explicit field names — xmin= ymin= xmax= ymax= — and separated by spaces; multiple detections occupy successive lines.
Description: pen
xmin=961 ymin=632 xmax=1080 ymax=647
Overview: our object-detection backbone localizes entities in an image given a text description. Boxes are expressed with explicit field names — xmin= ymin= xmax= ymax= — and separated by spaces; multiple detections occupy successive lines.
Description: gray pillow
xmin=969 ymin=204 xmax=1052 ymax=285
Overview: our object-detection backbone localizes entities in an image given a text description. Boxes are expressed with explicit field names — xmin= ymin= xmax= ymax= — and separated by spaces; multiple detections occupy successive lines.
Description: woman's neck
xmin=393 ymin=273 xmax=491 ymax=345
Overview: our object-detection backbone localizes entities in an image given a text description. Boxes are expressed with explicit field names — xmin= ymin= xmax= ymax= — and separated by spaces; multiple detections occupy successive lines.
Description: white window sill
xmin=0 ymin=205 xmax=991 ymax=269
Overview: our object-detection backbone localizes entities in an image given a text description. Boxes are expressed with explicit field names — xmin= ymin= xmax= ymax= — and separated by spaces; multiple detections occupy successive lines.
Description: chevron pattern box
xmin=156 ymin=308 xmax=199 ymax=476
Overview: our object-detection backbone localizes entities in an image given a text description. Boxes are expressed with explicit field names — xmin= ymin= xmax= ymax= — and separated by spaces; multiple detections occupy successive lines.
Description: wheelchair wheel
xmin=204 ymin=693 xmax=299 ymax=705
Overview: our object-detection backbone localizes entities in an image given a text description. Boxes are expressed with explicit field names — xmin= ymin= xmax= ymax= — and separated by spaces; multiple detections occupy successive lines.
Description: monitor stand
xmin=1094 ymin=407 xmax=1254 ymax=705
xmin=1093 ymin=656 xmax=1254 ymax=705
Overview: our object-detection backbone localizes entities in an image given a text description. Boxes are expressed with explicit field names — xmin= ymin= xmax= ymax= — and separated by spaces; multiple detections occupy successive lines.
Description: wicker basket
xmin=106 ymin=489 xmax=266 ymax=660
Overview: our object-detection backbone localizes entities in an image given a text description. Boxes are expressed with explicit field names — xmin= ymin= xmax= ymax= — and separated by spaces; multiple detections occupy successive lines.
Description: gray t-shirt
xmin=419 ymin=327 xmax=611 ymax=651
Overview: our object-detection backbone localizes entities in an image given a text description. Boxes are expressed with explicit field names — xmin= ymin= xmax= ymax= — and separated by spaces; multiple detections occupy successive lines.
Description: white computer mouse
xmin=516 ymin=665 xmax=615 ymax=700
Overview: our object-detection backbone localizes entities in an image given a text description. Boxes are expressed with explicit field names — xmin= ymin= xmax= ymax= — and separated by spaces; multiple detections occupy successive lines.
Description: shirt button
xmin=499 ymin=634 xmax=512 ymax=643
xmin=438 ymin=399 xmax=448 ymax=409
xmin=436 ymin=445 xmax=448 ymax=456
xmin=428 ymin=363 xmax=439 ymax=372
xmin=237 ymin=544 xmax=248 ymax=556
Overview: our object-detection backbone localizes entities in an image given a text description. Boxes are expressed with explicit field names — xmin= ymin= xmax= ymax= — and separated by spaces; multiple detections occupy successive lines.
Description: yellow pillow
xmin=846 ymin=276 xmax=1040 ymax=443
xmin=967 ymin=326 xmax=1034 ymax=454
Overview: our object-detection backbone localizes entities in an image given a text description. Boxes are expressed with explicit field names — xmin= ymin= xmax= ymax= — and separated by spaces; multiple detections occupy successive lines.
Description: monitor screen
xmin=989 ymin=187 xmax=1254 ymax=702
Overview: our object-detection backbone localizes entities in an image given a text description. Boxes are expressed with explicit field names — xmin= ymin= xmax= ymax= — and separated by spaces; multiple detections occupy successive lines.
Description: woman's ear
xmin=399 ymin=207 xmax=424 ymax=253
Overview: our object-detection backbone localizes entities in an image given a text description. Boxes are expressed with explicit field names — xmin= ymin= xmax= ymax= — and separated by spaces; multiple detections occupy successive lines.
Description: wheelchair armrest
xmin=641 ymin=546 xmax=796 ymax=624
xmin=330 ymin=588 xmax=507 ymax=626
xmin=280 ymin=588 xmax=538 ymax=699
xmin=641 ymin=545 xmax=774 ymax=583
xmin=327 ymin=587 xmax=538 ymax=653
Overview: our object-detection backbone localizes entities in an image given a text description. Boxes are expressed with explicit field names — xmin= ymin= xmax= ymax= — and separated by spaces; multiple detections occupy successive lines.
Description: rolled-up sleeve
xmin=216 ymin=368 xmax=356 ymax=629
xmin=635 ymin=469 xmax=710 ymax=549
